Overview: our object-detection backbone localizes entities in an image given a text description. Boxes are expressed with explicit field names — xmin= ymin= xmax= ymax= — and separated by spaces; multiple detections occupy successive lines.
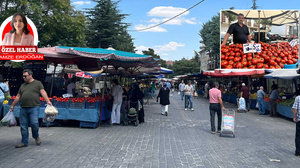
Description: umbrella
xmin=271 ymin=10 xmax=299 ymax=26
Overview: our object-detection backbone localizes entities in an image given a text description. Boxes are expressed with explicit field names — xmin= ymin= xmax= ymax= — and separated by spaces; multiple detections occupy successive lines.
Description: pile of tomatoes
xmin=221 ymin=42 xmax=299 ymax=69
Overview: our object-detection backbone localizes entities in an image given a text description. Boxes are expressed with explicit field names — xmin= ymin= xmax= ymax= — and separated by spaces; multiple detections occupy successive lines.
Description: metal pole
xmin=50 ymin=64 xmax=57 ymax=97
xmin=258 ymin=10 xmax=261 ymax=43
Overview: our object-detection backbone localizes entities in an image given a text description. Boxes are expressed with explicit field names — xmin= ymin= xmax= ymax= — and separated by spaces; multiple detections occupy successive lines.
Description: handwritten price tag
xmin=243 ymin=44 xmax=261 ymax=53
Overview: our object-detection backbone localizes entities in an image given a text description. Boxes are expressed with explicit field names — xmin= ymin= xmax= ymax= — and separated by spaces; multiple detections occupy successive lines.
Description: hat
xmin=242 ymin=83 xmax=245 ymax=86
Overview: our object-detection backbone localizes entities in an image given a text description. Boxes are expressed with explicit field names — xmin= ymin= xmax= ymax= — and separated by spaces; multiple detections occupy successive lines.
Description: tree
xmin=251 ymin=0 xmax=258 ymax=10
xmin=199 ymin=14 xmax=220 ymax=69
xmin=222 ymin=7 xmax=236 ymax=24
xmin=86 ymin=0 xmax=135 ymax=52
xmin=256 ymin=19 xmax=272 ymax=29
xmin=142 ymin=48 xmax=167 ymax=68
xmin=0 ymin=0 xmax=87 ymax=47
xmin=170 ymin=57 xmax=200 ymax=77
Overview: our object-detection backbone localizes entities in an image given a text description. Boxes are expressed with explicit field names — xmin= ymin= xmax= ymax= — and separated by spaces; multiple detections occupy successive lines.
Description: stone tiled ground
xmin=0 ymin=93 xmax=300 ymax=168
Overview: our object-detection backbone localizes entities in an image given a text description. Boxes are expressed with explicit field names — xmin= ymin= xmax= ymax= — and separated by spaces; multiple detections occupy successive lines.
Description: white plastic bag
xmin=45 ymin=104 xmax=58 ymax=114
xmin=238 ymin=97 xmax=246 ymax=110
xmin=256 ymin=102 xmax=259 ymax=108
xmin=178 ymin=91 xmax=180 ymax=95
xmin=0 ymin=111 xmax=17 ymax=126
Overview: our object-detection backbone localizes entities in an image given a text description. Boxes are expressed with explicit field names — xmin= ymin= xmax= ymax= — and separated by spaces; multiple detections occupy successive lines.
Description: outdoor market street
xmin=1 ymin=93 xmax=300 ymax=168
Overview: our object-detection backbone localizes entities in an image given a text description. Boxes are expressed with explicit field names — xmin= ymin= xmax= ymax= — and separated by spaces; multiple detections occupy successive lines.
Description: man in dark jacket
xmin=157 ymin=83 xmax=170 ymax=116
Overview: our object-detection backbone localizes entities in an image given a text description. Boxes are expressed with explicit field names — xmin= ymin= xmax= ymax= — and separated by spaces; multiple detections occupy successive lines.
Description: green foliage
xmin=222 ymin=7 xmax=236 ymax=24
xmin=86 ymin=0 xmax=135 ymax=52
xmin=170 ymin=57 xmax=200 ymax=77
xmin=0 ymin=0 xmax=87 ymax=47
xmin=142 ymin=48 xmax=167 ymax=68
xmin=251 ymin=0 xmax=258 ymax=9
xmin=199 ymin=14 xmax=220 ymax=69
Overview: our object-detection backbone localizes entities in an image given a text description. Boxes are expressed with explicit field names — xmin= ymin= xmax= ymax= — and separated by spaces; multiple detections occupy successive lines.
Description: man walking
xmin=179 ymin=80 xmax=185 ymax=100
xmin=257 ymin=86 xmax=266 ymax=115
xmin=209 ymin=82 xmax=226 ymax=134
xmin=111 ymin=79 xmax=123 ymax=125
xmin=184 ymin=81 xmax=194 ymax=111
xmin=157 ymin=83 xmax=170 ymax=116
xmin=10 ymin=69 xmax=52 ymax=148
xmin=292 ymin=95 xmax=300 ymax=157
xmin=241 ymin=83 xmax=250 ymax=111
xmin=150 ymin=82 xmax=156 ymax=98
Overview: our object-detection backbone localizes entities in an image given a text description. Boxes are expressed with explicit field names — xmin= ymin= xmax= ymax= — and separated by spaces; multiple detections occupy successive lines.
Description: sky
xmin=71 ymin=0 xmax=300 ymax=61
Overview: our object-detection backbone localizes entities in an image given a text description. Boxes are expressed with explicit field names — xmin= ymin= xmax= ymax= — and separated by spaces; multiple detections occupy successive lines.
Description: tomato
xmin=293 ymin=58 xmax=298 ymax=64
xmin=251 ymin=58 xmax=258 ymax=65
xmin=221 ymin=60 xmax=228 ymax=68
xmin=247 ymin=57 xmax=253 ymax=61
xmin=235 ymin=62 xmax=242 ymax=69
xmin=225 ymin=65 xmax=233 ymax=69
xmin=259 ymin=58 xmax=264 ymax=63
xmin=287 ymin=60 xmax=294 ymax=64
xmin=263 ymin=64 xmax=269 ymax=69
xmin=279 ymin=63 xmax=284 ymax=68
xmin=256 ymin=63 xmax=263 ymax=69
xmin=248 ymin=65 xmax=256 ymax=69
xmin=228 ymin=60 xmax=234 ymax=65
xmin=233 ymin=57 xmax=239 ymax=62
xmin=241 ymin=60 xmax=248 ymax=67
xmin=221 ymin=54 xmax=225 ymax=59
xmin=228 ymin=56 xmax=234 ymax=60
xmin=269 ymin=60 xmax=276 ymax=66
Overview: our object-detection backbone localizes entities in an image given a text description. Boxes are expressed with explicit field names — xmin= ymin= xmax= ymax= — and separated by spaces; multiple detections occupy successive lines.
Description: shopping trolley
xmin=220 ymin=109 xmax=235 ymax=138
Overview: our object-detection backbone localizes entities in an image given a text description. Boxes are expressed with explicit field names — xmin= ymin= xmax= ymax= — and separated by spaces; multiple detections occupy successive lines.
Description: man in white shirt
xmin=67 ymin=78 xmax=76 ymax=97
xmin=111 ymin=79 xmax=123 ymax=124
xmin=184 ymin=81 xmax=194 ymax=111
xmin=179 ymin=80 xmax=185 ymax=100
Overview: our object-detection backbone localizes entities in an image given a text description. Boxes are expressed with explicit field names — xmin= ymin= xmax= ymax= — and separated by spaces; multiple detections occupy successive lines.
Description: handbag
xmin=0 ymin=86 xmax=10 ymax=100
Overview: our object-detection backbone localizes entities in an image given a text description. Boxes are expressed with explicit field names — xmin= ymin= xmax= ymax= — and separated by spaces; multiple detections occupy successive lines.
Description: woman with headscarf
xmin=157 ymin=83 xmax=170 ymax=116
xmin=130 ymin=84 xmax=145 ymax=123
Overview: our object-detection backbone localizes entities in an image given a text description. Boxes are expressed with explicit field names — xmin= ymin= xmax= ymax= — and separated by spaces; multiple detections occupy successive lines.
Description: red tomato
xmin=225 ymin=65 xmax=233 ymax=69
xmin=269 ymin=60 xmax=276 ymax=66
xmin=251 ymin=58 xmax=258 ymax=65
xmin=256 ymin=63 xmax=263 ymax=69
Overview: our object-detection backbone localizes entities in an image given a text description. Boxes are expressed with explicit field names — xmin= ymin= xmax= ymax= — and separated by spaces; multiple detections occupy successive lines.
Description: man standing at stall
xmin=209 ymin=82 xmax=226 ymax=134
xmin=241 ymin=83 xmax=250 ymax=112
xmin=184 ymin=81 xmax=194 ymax=111
xmin=10 ymin=69 xmax=52 ymax=148
xmin=111 ymin=79 xmax=123 ymax=125
xmin=293 ymin=95 xmax=300 ymax=157
xmin=221 ymin=13 xmax=251 ymax=45
xmin=257 ymin=86 xmax=266 ymax=115
xmin=269 ymin=85 xmax=282 ymax=117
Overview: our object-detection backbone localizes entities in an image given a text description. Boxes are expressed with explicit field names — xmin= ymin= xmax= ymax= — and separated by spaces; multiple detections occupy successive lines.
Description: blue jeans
xmin=185 ymin=95 xmax=193 ymax=108
xmin=0 ymin=99 xmax=4 ymax=117
xmin=257 ymin=98 xmax=265 ymax=114
xmin=180 ymin=91 xmax=185 ymax=100
xmin=151 ymin=90 xmax=155 ymax=97
xmin=19 ymin=107 xmax=40 ymax=145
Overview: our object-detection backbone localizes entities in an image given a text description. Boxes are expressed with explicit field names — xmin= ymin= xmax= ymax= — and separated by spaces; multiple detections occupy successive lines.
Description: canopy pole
xmin=100 ymin=64 xmax=109 ymax=127
xmin=258 ymin=10 xmax=261 ymax=43
xmin=50 ymin=64 xmax=57 ymax=97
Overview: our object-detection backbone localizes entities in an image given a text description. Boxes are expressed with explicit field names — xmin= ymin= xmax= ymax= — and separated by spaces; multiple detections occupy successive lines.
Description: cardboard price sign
xmin=243 ymin=43 xmax=261 ymax=53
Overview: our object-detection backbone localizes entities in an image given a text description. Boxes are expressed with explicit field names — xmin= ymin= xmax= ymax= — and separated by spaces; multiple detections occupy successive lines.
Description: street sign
xmin=243 ymin=43 xmax=261 ymax=53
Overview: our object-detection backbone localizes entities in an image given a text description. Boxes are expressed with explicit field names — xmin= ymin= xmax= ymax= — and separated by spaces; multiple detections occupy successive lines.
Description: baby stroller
xmin=123 ymin=101 xmax=139 ymax=126
xmin=237 ymin=97 xmax=246 ymax=113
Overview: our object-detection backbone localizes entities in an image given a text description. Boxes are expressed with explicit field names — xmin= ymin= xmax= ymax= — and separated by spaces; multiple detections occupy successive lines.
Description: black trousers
xmin=209 ymin=103 xmax=222 ymax=132
xmin=296 ymin=122 xmax=300 ymax=155
xmin=269 ymin=99 xmax=277 ymax=117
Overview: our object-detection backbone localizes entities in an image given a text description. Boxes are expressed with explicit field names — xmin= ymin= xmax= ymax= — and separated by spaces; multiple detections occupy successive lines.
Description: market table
xmin=3 ymin=104 xmax=111 ymax=128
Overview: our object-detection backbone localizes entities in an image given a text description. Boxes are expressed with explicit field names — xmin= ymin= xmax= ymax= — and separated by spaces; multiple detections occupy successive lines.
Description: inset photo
xmin=220 ymin=10 xmax=299 ymax=69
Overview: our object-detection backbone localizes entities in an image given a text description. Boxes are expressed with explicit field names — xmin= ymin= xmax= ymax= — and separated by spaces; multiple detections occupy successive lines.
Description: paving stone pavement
xmin=1 ymin=93 xmax=300 ymax=168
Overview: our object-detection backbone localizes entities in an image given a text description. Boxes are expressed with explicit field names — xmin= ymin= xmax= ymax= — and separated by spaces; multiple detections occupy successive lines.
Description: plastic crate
xmin=40 ymin=101 xmax=47 ymax=107
xmin=86 ymin=101 xmax=99 ymax=109
xmin=79 ymin=121 xmax=98 ymax=129
xmin=69 ymin=102 xmax=85 ymax=109
xmin=284 ymin=59 xmax=298 ymax=69
xmin=54 ymin=101 xmax=69 ymax=108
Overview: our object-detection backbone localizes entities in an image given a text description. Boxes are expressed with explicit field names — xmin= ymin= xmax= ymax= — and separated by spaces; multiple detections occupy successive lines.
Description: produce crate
xmin=40 ymin=101 xmax=47 ymax=107
xmin=86 ymin=101 xmax=99 ymax=109
xmin=69 ymin=102 xmax=85 ymax=109
xmin=54 ymin=101 xmax=69 ymax=108
xmin=79 ymin=121 xmax=98 ymax=129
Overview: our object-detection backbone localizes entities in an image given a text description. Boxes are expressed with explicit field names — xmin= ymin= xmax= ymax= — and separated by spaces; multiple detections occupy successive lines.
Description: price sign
xmin=243 ymin=43 xmax=261 ymax=53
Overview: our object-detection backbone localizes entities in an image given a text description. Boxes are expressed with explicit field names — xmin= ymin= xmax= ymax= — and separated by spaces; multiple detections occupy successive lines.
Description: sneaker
xmin=161 ymin=113 xmax=164 ymax=115
xmin=217 ymin=130 xmax=221 ymax=133
xmin=35 ymin=137 xmax=41 ymax=145
xmin=191 ymin=108 xmax=194 ymax=111
xmin=185 ymin=108 xmax=187 ymax=111
xmin=211 ymin=131 xmax=215 ymax=134
xmin=165 ymin=112 xmax=168 ymax=116
xmin=15 ymin=143 xmax=28 ymax=148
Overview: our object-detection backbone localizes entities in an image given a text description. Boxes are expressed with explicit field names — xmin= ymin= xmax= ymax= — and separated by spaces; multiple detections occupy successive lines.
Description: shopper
xmin=67 ymin=77 xmax=76 ymax=97
xmin=10 ymin=69 xmax=52 ymax=148
xmin=0 ymin=75 xmax=9 ymax=111
xmin=292 ymin=95 xmax=300 ymax=157
xmin=150 ymin=82 xmax=156 ymax=98
xmin=256 ymin=86 xmax=266 ymax=115
xmin=269 ymin=85 xmax=282 ymax=117
xmin=184 ymin=81 xmax=194 ymax=111
xmin=209 ymin=82 xmax=226 ymax=134
xmin=111 ymin=79 xmax=123 ymax=125
xmin=241 ymin=83 xmax=250 ymax=111
xmin=157 ymin=83 xmax=170 ymax=116
xmin=179 ymin=80 xmax=185 ymax=100
xmin=204 ymin=81 xmax=210 ymax=99
xmin=130 ymin=84 xmax=145 ymax=123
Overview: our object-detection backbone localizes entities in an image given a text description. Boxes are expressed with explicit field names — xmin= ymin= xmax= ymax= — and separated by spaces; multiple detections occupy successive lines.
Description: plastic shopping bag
xmin=45 ymin=104 xmax=58 ymax=114
xmin=43 ymin=113 xmax=57 ymax=123
xmin=256 ymin=102 xmax=259 ymax=108
xmin=238 ymin=97 xmax=246 ymax=110
xmin=178 ymin=91 xmax=180 ymax=95
xmin=0 ymin=111 xmax=17 ymax=126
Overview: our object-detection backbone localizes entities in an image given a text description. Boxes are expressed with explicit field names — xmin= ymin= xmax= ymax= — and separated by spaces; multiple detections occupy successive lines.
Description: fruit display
xmin=221 ymin=42 xmax=299 ymax=69
xmin=278 ymin=99 xmax=295 ymax=107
